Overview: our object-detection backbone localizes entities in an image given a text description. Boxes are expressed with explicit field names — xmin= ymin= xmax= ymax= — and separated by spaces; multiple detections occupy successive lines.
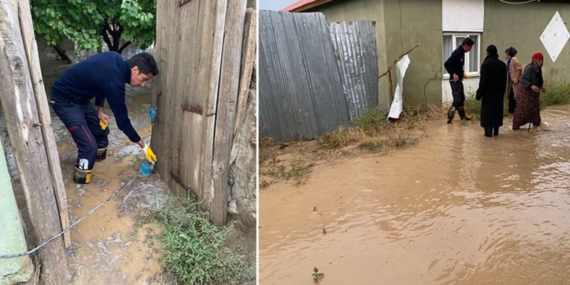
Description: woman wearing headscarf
xmin=476 ymin=45 xmax=507 ymax=137
xmin=505 ymin=47 xmax=523 ymax=113
xmin=512 ymin=52 xmax=546 ymax=130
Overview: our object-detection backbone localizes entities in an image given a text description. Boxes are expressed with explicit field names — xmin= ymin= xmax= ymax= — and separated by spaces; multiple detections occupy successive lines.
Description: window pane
xmin=469 ymin=35 xmax=479 ymax=73
xmin=456 ymin=37 xmax=465 ymax=47
xmin=443 ymin=35 xmax=453 ymax=74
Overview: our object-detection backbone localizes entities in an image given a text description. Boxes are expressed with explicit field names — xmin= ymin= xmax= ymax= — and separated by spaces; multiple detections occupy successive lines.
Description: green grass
xmin=317 ymin=109 xmax=423 ymax=151
xmin=463 ymin=84 xmax=570 ymax=119
xmin=261 ymin=158 xmax=316 ymax=186
xmin=353 ymin=109 xmax=390 ymax=134
xmin=317 ymin=127 xmax=363 ymax=149
xmin=540 ymin=84 xmax=570 ymax=109
xmin=358 ymin=136 xmax=419 ymax=151
xmin=259 ymin=154 xmax=271 ymax=166
xmin=463 ymin=92 xmax=482 ymax=119
xmin=148 ymin=199 xmax=253 ymax=285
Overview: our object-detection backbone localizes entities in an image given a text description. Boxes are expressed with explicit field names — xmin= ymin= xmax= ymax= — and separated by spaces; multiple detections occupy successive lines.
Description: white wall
xmin=442 ymin=78 xmax=480 ymax=104
xmin=442 ymin=0 xmax=484 ymax=32
xmin=442 ymin=0 xmax=484 ymax=103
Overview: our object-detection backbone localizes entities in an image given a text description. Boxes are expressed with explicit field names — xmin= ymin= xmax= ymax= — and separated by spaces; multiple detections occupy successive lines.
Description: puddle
xmin=260 ymin=106 xmax=570 ymax=284
xmin=34 ymin=44 xmax=169 ymax=284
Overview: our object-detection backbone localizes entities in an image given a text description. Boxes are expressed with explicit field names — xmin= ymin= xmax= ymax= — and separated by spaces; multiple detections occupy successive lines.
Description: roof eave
xmin=281 ymin=0 xmax=335 ymax=12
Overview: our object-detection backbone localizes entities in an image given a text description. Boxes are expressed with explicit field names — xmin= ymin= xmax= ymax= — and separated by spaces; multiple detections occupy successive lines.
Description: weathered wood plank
xmin=17 ymin=0 xmax=70 ymax=248
xmin=211 ymin=0 xmax=247 ymax=226
xmin=176 ymin=0 xmax=202 ymax=199
xmin=231 ymin=8 xmax=256 ymax=164
xmin=0 ymin=0 xmax=69 ymax=282
xmin=152 ymin=0 xmax=179 ymax=196
xmin=192 ymin=0 xmax=221 ymax=204
xmin=150 ymin=0 xmax=164 ymax=181
xmin=200 ymin=0 xmax=227 ymax=214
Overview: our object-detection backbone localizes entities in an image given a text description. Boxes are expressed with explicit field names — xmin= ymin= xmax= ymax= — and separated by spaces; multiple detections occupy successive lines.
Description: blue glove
xmin=149 ymin=108 xmax=157 ymax=123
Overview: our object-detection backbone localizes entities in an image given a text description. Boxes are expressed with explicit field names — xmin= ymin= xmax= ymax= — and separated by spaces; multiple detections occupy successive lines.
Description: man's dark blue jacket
xmin=51 ymin=52 xmax=140 ymax=143
xmin=444 ymin=46 xmax=466 ymax=81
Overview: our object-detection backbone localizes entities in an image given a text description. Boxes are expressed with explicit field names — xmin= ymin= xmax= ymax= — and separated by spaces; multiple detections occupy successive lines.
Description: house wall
xmin=310 ymin=0 xmax=443 ymax=110
xmin=442 ymin=0 xmax=484 ymax=103
xmin=443 ymin=0 xmax=484 ymax=32
xmin=483 ymin=0 xmax=570 ymax=86
xmin=442 ymin=79 xmax=480 ymax=103
xmin=0 ymin=136 xmax=34 ymax=284
xmin=383 ymin=0 xmax=443 ymax=107
xmin=308 ymin=0 xmax=570 ymax=108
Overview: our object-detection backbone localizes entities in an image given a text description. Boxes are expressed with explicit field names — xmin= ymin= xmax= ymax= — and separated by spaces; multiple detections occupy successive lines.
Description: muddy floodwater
xmin=45 ymin=48 xmax=169 ymax=284
xmin=260 ymin=106 xmax=570 ymax=284
xmin=0 ymin=44 xmax=170 ymax=284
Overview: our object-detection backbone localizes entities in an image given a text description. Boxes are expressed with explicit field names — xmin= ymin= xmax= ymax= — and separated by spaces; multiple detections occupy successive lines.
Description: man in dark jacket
xmin=50 ymin=51 xmax=159 ymax=184
xmin=444 ymin=38 xmax=475 ymax=124
xmin=476 ymin=45 xmax=507 ymax=137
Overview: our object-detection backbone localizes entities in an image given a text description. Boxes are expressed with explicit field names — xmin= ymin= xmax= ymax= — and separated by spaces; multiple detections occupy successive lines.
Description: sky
xmin=258 ymin=0 xmax=299 ymax=11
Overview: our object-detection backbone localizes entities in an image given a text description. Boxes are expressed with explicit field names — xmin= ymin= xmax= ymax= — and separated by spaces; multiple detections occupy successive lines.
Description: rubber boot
xmin=96 ymin=147 xmax=108 ymax=162
xmin=74 ymin=166 xmax=92 ymax=184
xmin=484 ymin=128 xmax=492 ymax=137
xmin=447 ymin=106 xmax=456 ymax=124
xmin=493 ymin=127 xmax=499 ymax=136
xmin=458 ymin=107 xmax=474 ymax=121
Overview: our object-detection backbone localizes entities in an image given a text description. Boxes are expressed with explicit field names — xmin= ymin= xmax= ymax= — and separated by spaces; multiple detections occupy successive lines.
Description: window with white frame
xmin=442 ymin=33 xmax=481 ymax=78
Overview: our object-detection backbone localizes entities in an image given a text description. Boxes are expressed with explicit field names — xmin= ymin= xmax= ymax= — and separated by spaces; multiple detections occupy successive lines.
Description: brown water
xmin=64 ymin=156 xmax=166 ymax=285
xmin=260 ymin=106 xmax=570 ymax=285
xmin=38 ymin=45 xmax=169 ymax=284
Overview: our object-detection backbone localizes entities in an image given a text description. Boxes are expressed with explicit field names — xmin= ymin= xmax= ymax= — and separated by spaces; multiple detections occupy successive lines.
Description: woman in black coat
xmin=476 ymin=45 xmax=507 ymax=137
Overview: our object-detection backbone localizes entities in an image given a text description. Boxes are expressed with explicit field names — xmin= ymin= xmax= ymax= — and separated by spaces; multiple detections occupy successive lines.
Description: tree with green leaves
xmin=31 ymin=0 xmax=156 ymax=62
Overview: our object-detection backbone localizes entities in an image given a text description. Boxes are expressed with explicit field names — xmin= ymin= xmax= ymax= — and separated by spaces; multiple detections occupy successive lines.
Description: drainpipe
xmin=0 ymin=139 xmax=33 ymax=284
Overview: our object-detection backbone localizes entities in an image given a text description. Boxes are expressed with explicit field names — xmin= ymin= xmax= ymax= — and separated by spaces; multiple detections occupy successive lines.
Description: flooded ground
xmin=1 ymin=41 xmax=254 ymax=285
xmin=41 ymin=45 xmax=171 ymax=284
xmin=260 ymin=106 xmax=570 ymax=284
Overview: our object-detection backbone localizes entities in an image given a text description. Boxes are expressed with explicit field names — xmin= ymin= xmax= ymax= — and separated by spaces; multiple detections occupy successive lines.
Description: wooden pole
xmin=0 ymin=0 xmax=69 ymax=283
xmin=231 ymin=8 xmax=256 ymax=164
xmin=388 ymin=69 xmax=393 ymax=103
xmin=17 ymin=0 xmax=70 ymax=248
xmin=378 ymin=43 xmax=421 ymax=79
xmin=201 ymin=0 xmax=228 ymax=215
xmin=211 ymin=0 xmax=247 ymax=226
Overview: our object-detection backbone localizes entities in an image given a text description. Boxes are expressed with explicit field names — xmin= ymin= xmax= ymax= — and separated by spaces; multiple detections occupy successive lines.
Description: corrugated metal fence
xmin=330 ymin=21 xmax=379 ymax=120
xmin=259 ymin=10 xmax=378 ymax=142
xmin=259 ymin=11 xmax=349 ymax=142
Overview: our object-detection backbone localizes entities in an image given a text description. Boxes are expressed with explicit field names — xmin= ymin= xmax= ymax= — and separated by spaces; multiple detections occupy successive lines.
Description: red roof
xmin=281 ymin=0 xmax=335 ymax=12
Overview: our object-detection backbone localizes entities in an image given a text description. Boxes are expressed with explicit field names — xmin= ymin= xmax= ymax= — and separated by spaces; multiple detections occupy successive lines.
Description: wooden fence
xmin=0 ymin=0 xmax=70 ymax=282
xmin=151 ymin=0 xmax=256 ymax=226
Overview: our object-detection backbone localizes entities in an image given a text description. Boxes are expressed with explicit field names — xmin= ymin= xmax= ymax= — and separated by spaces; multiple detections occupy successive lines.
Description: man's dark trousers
xmin=51 ymin=96 xmax=109 ymax=170
xmin=448 ymin=80 xmax=467 ymax=122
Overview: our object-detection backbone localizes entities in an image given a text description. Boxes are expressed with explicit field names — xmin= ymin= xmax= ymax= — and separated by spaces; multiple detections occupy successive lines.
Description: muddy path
xmin=41 ymin=47 xmax=171 ymax=284
xmin=260 ymin=106 xmax=570 ymax=284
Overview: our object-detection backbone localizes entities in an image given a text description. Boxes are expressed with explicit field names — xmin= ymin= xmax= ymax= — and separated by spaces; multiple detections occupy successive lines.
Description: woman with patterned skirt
xmin=512 ymin=52 xmax=546 ymax=130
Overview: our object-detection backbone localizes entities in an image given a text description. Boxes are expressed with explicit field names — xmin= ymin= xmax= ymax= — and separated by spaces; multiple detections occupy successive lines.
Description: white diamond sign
xmin=540 ymin=11 xmax=570 ymax=62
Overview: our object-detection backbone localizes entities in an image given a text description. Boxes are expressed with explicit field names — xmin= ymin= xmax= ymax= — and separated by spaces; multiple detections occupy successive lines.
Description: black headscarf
xmin=486 ymin=45 xmax=498 ymax=59
xmin=505 ymin=47 xmax=518 ymax=57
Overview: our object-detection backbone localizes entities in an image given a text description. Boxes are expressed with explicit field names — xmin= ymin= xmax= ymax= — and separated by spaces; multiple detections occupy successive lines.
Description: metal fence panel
xmin=330 ymin=21 xmax=379 ymax=120
xmin=259 ymin=11 xmax=349 ymax=142
xmin=294 ymin=13 xmax=350 ymax=134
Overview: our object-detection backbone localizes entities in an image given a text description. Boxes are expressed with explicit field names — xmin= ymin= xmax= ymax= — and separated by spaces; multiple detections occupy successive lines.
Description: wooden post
xmin=231 ymin=8 xmax=257 ymax=164
xmin=17 ymin=0 xmax=70 ymax=248
xmin=211 ymin=0 xmax=247 ymax=226
xmin=0 ymin=0 xmax=69 ymax=283
xmin=201 ymin=0 xmax=228 ymax=215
